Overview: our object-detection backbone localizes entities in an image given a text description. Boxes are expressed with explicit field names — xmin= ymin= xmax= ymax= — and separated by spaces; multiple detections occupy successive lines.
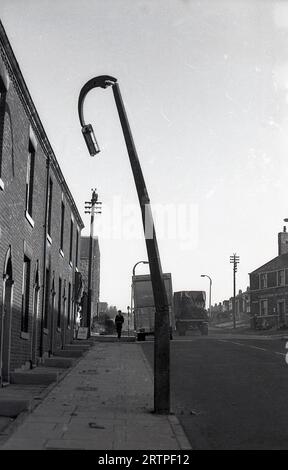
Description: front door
xmin=49 ymin=289 xmax=56 ymax=356
xmin=1 ymin=278 xmax=13 ymax=384
xmin=31 ymin=285 xmax=40 ymax=366
xmin=61 ymin=297 xmax=66 ymax=349
xmin=278 ymin=301 xmax=285 ymax=326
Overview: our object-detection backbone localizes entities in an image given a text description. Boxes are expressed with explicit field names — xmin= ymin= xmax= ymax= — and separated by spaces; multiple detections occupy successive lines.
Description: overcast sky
xmin=1 ymin=0 xmax=288 ymax=312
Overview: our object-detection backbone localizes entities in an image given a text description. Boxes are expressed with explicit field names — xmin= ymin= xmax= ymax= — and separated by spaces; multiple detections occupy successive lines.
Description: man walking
xmin=115 ymin=310 xmax=124 ymax=339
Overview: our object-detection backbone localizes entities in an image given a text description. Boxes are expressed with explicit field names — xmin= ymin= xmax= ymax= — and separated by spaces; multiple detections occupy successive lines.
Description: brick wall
xmin=0 ymin=22 xmax=84 ymax=378
xmin=79 ymin=236 xmax=100 ymax=324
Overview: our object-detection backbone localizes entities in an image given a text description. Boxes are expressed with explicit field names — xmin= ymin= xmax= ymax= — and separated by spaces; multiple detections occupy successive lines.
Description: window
xmin=250 ymin=274 xmax=259 ymax=290
xmin=278 ymin=270 xmax=285 ymax=286
xmin=57 ymin=277 xmax=62 ymax=329
xmin=267 ymin=271 xmax=277 ymax=288
xmin=75 ymin=228 xmax=79 ymax=268
xmin=60 ymin=201 xmax=65 ymax=251
xmin=44 ymin=268 xmax=50 ymax=329
xmin=25 ymin=140 xmax=35 ymax=217
xmin=259 ymin=273 xmax=267 ymax=289
xmin=0 ymin=76 xmax=7 ymax=180
xmin=69 ymin=219 xmax=74 ymax=264
xmin=260 ymin=299 xmax=268 ymax=316
xmin=47 ymin=178 xmax=53 ymax=237
xmin=21 ymin=256 xmax=31 ymax=333
xmin=67 ymin=282 xmax=71 ymax=326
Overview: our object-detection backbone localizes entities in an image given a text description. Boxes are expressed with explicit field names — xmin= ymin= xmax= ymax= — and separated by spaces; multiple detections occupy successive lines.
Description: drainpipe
xmin=39 ymin=156 xmax=50 ymax=358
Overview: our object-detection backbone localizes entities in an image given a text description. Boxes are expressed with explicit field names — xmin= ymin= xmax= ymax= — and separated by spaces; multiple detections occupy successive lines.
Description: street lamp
xmin=200 ymin=274 xmax=212 ymax=319
xmin=133 ymin=260 xmax=149 ymax=277
xmin=82 ymin=124 xmax=100 ymax=156
xmin=131 ymin=261 xmax=149 ymax=333
xmin=78 ymin=75 xmax=170 ymax=414
xmin=127 ymin=306 xmax=130 ymax=336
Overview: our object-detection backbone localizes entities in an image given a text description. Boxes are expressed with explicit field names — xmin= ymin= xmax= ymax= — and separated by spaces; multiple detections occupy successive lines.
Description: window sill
xmin=47 ymin=234 xmax=52 ymax=245
xmin=25 ymin=210 xmax=35 ymax=228
xmin=59 ymin=249 xmax=64 ymax=258
xmin=43 ymin=328 xmax=49 ymax=336
xmin=20 ymin=331 xmax=30 ymax=340
xmin=0 ymin=178 xmax=4 ymax=191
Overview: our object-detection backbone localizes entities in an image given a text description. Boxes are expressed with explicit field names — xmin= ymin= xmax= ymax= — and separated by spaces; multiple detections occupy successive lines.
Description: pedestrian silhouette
xmin=115 ymin=310 xmax=124 ymax=339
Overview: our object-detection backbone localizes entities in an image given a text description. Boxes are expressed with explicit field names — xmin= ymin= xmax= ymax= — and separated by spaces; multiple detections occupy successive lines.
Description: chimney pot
xmin=278 ymin=229 xmax=288 ymax=255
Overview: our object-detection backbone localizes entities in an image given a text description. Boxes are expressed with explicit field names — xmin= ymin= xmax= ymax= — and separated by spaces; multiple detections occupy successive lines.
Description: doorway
xmin=278 ymin=300 xmax=285 ymax=327
xmin=31 ymin=267 xmax=40 ymax=367
xmin=1 ymin=251 xmax=13 ymax=385
xmin=49 ymin=279 xmax=56 ymax=356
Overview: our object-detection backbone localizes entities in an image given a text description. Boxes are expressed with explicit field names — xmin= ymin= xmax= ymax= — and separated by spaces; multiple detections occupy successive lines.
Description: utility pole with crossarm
xmin=84 ymin=189 xmax=102 ymax=337
xmin=230 ymin=253 xmax=240 ymax=329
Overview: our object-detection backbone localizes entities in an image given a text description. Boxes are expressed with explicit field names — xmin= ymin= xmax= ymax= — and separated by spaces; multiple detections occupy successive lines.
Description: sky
xmin=1 ymin=0 xmax=288 ymax=312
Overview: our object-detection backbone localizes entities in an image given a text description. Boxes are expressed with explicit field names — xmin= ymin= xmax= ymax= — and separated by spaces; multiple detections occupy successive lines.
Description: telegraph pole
xmin=84 ymin=189 xmax=102 ymax=337
xmin=230 ymin=253 xmax=240 ymax=329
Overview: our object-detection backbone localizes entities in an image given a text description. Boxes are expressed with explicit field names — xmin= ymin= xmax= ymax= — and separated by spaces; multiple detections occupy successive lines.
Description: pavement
xmin=0 ymin=336 xmax=191 ymax=450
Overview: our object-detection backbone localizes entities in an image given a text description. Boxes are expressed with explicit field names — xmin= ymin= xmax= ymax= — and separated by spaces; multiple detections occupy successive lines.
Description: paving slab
xmin=1 ymin=438 xmax=47 ymax=450
xmin=0 ymin=342 xmax=192 ymax=450
xmin=44 ymin=438 xmax=98 ymax=450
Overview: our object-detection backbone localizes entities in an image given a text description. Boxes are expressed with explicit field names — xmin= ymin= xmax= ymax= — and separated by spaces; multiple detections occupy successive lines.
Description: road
xmin=140 ymin=333 xmax=288 ymax=449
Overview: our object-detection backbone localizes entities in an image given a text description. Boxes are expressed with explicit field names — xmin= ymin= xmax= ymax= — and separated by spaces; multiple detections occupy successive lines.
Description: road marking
xmin=173 ymin=338 xmax=287 ymax=356
xmin=217 ymin=339 xmax=285 ymax=356
xmin=172 ymin=339 xmax=203 ymax=342
xmin=244 ymin=345 xmax=266 ymax=351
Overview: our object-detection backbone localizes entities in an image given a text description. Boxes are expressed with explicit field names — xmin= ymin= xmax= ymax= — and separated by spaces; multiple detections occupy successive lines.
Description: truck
xmin=132 ymin=273 xmax=175 ymax=341
xmin=173 ymin=290 xmax=208 ymax=336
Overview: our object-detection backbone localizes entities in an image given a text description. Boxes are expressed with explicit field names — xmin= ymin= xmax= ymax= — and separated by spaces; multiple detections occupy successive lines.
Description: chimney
xmin=278 ymin=226 xmax=288 ymax=255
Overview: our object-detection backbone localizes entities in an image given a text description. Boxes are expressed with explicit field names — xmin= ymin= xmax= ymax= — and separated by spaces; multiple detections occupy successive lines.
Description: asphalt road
xmin=140 ymin=334 xmax=288 ymax=450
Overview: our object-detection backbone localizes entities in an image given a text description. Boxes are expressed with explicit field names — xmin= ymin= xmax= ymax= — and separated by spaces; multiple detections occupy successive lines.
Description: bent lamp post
xmin=78 ymin=75 xmax=170 ymax=414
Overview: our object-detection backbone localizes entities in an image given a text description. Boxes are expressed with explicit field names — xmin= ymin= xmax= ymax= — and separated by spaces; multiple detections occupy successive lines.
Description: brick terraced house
xmin=249 ymin=227 xmax=288 ymax=330
xmin=0 ymin=21 xmax=84 ymax=383
xmin=79 ymin=236 xmax=100 ymax=327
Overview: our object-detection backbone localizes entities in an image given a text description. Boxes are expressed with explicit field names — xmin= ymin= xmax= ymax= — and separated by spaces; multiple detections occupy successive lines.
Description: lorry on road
xmin=132 ymin=273 xmax=175 ymax=341
xmin=173 ymin=290 xmax=208 ymax=336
